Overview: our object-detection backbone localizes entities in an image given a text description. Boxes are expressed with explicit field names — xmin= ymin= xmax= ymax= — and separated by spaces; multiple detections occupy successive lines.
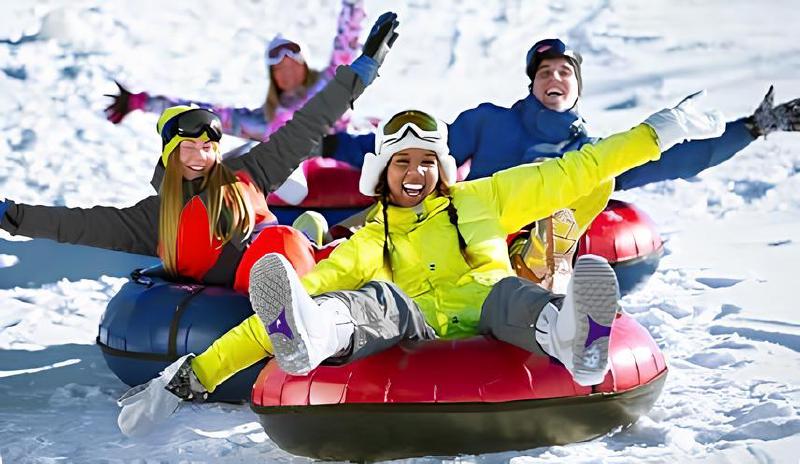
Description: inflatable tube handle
xmin=130 ymin=268 xmax=154 ymax=287
xmin=167 ymin=286 xmax=206 ymax=358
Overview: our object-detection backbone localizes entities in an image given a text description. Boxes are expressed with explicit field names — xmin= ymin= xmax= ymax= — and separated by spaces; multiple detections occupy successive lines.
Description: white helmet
xmin=359 ymin=110 xmax=457 ymax=196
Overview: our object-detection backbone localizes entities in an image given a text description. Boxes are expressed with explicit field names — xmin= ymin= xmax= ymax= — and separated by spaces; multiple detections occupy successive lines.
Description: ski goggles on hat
xmin=160 ymin=108 xmax=222 ymax=148
xmin=266 ymin=41 xmax=304 ymax=66
xmin=381 ymin=110 xmax=442 ymax=148
xmin=526 ymin=38 xmax=582 ymax=77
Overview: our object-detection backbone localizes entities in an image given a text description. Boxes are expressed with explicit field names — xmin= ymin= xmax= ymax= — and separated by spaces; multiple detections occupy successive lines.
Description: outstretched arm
xmin=615 ymin=118 xmax=754 ymax=190
xmin=104 ymin=82 xmax=268 ymax=141
xmin=476 ymin=124 xmax=662 ymax=234
xmin=484 ymin=92 xmax=724 ymax=233
xmin=617 ymin=86 xmax=800 ymax=190
xmin=0 ymin=196 xmax=161 ymax=256
xmin=225 ymin=66 xmax=368 ymax=193
xmin=225 ymin=12 xmax=400 ymax=194
xmin=323 ymin=0 xmax=367 ymax=79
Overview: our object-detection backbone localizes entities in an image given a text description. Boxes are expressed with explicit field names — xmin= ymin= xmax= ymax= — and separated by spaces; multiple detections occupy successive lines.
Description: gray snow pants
xmin=321 ymin=277 xmax=561 ymax=362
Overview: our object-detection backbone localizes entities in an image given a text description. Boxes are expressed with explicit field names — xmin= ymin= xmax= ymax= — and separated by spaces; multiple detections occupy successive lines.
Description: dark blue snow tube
xmin=96 ymin=266 xmax=263 ymax=402
xmin=271 ymin=205 xmax=366 ymax=228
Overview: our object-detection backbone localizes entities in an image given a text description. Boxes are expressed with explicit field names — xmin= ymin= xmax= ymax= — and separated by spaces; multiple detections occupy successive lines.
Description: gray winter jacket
xmin=1 ymin=66 xmax=365 ymax=285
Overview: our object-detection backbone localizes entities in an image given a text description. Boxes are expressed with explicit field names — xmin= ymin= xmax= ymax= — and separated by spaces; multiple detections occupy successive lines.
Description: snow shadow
xmin=0 ymin=238 xmax=158 ymax=288
xmin=0 ymin=343 xmax=125 ymax=408
xmin=710 ymin=325 xmax=800 ymax=353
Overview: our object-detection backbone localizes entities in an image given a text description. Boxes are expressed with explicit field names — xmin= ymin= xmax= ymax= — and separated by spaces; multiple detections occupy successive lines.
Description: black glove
xmin=361 ymin=12 xmax=399 ymax=66
xmin=747 ymin=85 xmax=800 ymax=137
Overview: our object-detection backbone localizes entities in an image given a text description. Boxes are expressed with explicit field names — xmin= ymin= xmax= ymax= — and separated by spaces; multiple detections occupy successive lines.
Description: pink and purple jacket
xmin=142 ymin=0 xmax=365 ymax=141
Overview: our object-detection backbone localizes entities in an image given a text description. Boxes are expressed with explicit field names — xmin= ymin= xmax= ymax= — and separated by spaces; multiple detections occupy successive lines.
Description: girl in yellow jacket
xmin=117 ymin=95 xmax=723 ymax=436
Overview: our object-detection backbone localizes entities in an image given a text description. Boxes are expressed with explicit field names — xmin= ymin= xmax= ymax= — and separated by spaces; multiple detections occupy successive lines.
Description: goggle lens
xmin=382 ymin=110 xmax=438 ymax=136
xmin=268 ymin=41 xmax=302 ymax=58
xmin=161 ymin=109 xmax=222 ymax=147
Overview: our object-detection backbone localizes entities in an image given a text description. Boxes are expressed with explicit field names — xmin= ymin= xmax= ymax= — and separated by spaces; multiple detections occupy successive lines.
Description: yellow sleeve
xmin=483 ymin=124 xmax=659 ymax=234
xmin=300 ymin=229 xmax=382 ymax=296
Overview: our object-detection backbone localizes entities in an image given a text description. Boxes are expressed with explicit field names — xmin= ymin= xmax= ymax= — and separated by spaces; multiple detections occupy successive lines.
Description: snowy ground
xmin=1 ymin=0 xmax=799 ymax=462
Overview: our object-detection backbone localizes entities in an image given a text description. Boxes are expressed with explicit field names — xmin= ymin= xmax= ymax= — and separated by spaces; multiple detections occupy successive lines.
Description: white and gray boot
xmin=535 ymin=254 xmax=620 ymax=386
xmin=249 ymin=253 xmax=354 ymax=375
xmin=117 ymin=354 xmax=207 ymax=437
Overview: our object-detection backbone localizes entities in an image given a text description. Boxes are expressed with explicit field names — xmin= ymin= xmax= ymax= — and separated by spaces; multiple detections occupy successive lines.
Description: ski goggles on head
xmin=266 ymin=41 xmax=304 ymax=66
xmin=380 ymin=110 xmax=442 ymax=147
xmin=160 ymin=108 xmax=222 ymax=148
xmin=525 ymin=38 xmax=582 ymax=78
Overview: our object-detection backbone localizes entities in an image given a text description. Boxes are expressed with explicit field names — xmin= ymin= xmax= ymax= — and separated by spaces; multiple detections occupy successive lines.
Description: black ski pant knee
xmin=478 ymin=276 xmax=563 ymax=356
xmin=320 ymin=281 xmax=437 ymax=364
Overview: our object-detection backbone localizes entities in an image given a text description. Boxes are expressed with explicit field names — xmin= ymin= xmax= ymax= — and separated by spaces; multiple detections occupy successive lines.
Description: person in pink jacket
xmin=104 ymin=0 xmax=366 ymax=141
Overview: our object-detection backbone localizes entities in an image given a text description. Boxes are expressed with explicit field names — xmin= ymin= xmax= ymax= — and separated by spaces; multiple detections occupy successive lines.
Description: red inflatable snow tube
xmin=250 ymin=313 xmax=667 ymax=461
xmin=267 ymin=158 xmax=374 ymax=226
xmin=578 ymin=199 xmax=664 ymax=295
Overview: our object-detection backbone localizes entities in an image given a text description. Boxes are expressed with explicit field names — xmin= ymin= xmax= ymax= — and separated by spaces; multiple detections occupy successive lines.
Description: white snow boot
xmin=116 ymin=354 xmax=207 ymax=437
xmin=249 ymin=253 xmax=354 ymax=375
xmin=535 ymin=254 xmax=620 ymax=386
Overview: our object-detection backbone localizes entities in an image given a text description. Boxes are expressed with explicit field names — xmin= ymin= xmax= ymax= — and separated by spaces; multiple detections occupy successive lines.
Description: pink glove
xmin=104 ymin=81 xmax=148 ymax=124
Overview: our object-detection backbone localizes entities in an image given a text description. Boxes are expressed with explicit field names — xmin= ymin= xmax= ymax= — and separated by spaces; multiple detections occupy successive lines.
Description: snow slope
xmin=1 ymin=0 xmax=798 ymax=462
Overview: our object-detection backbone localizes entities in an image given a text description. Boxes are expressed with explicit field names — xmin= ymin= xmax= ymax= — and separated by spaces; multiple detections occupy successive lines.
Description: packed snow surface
xmin=1 ymin=0 xmax=798 ymax=462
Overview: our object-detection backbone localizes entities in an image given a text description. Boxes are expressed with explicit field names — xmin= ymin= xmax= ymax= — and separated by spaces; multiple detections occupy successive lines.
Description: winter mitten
xmin=644 ymin=90 xmax=725 ymax=151
xmin=116 ymin=354 xmax=207 ymax=437
xmin=747 ymin=85 xmax=800 ymax=137
xmin=104 ymin=81 xmax=148 ymax=124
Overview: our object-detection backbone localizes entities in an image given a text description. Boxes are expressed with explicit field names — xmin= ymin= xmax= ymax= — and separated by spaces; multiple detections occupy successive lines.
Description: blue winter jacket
xmin=330 ymin=94 xmax=756 ymax=190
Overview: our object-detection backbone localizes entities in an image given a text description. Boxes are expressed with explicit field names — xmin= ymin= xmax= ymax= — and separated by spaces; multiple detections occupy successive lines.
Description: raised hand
xmin=104 ymin=81 xmax=148 ymax=124
xmin=349 ymin=12 xmax=400 ymax=86
xmin=361 ymin=12 xmax=399 ymax=66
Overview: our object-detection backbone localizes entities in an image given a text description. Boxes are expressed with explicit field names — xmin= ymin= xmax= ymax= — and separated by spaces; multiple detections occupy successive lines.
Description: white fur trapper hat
xmin=359 ymin=111 xmax=457 ymax=196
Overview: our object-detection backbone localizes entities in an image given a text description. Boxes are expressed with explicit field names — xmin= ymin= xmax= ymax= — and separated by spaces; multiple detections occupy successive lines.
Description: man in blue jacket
xmin=326 ymin=39 xmax=799 ymax=190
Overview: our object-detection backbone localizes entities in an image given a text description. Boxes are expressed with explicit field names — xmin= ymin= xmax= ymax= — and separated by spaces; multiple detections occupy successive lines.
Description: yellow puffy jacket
xmin=302 ymin=124 xmax=661 ymax=338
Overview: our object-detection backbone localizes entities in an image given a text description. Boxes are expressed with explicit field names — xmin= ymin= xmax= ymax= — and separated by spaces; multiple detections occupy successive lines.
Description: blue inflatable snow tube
xmin=96 ymin=266 xmax=264 ymax=402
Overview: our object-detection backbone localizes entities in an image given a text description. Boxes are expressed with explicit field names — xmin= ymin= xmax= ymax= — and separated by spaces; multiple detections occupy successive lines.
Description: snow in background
xmin=1 ymin=0 xmax=799 ymax=462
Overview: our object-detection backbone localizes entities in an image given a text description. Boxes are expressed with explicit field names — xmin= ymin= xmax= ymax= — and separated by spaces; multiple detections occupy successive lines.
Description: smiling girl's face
xmin=178 ymin=139 xmax=217 ymax=180
xmin=386 ymin=148 xmax=440 ymax=207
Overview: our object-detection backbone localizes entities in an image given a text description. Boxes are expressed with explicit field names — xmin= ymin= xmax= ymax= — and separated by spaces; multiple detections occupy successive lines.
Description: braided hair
xmin=374 ymin=167 xmax=469 ymax=277
xmin=441 ymin=183 xmax=468 ymax=258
